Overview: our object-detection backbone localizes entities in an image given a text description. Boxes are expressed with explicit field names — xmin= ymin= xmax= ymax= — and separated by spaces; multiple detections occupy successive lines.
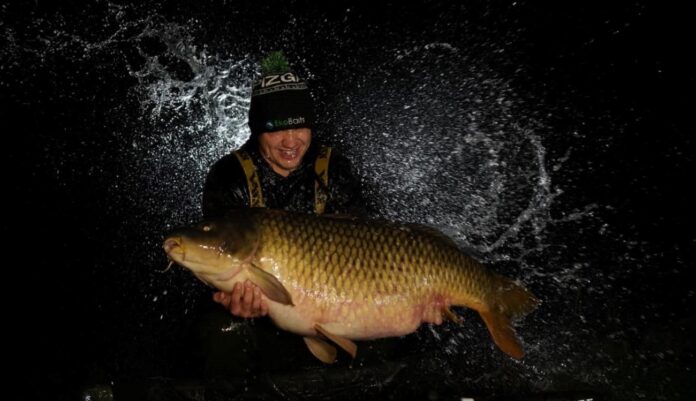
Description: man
xmin=201 ymin=52 xmax=365 ymax=319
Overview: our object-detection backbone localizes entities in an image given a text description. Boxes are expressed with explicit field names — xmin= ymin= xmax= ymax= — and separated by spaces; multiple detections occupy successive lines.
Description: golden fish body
xmin=164 ymin=209 xmax=538 ymax=362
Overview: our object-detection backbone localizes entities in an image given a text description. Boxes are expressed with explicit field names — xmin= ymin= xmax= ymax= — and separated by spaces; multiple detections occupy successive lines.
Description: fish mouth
xmin=163 ymin=237 xmax=184 ymax=259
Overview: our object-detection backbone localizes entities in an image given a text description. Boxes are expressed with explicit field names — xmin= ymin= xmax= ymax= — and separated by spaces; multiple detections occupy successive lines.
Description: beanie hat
xmin=248 ymin=52 xmax=314 ymax=138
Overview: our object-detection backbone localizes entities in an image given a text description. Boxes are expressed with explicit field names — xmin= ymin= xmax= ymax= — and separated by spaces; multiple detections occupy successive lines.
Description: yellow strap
xmin=233 ymin=150 xmax=265 ymax=208
xmin=314 ymin=146 xmax=332 ymax=215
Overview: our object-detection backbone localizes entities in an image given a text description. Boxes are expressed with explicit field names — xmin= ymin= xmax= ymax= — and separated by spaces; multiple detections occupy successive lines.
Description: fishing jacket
xmin=202 ymin=141 xmax=366 ymax=220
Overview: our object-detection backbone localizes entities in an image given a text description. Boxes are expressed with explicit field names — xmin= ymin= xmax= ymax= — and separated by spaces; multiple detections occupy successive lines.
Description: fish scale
xmin=164 ymin=208 xmax=539 ymax=362
xmin=262 ymin=212 xmax=485 ymax=320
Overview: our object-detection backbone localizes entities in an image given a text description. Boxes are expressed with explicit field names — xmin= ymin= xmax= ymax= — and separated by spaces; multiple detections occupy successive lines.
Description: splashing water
xmin=112 ymin=20 xmax=587 ymax=397
xmin=4 ymin=3 xmax=687 ymax=400
xmin=333 ymin=45 xmax=558 ymax=257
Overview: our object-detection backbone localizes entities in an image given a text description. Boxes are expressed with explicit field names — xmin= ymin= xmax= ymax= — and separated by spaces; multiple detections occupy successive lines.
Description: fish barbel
xmin=163 ymin=208 xmax=539 ymax=363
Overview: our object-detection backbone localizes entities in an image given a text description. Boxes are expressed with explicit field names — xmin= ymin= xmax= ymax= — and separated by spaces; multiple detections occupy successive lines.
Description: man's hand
xmin=213 ymin=280 xmax=269 ymax=318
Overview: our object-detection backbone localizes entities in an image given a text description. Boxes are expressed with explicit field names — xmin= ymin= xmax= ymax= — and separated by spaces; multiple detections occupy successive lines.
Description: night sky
xmin=2 ymin=1 xmax=694 ymax=400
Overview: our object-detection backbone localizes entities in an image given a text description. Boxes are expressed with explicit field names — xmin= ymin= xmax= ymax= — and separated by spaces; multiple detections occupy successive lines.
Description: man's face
xmin=258 ymin=128 xmax=312 ymax=177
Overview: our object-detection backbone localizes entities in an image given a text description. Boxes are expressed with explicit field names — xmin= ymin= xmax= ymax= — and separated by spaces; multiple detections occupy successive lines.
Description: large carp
xmin=163 ymin=209 xmax=538 ymax=363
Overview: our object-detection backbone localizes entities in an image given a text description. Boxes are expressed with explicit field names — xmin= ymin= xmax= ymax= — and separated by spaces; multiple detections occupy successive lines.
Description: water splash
xmin=129 ymin=20 xmax=255 ymax=145
xmin=4 ymin=3 xmax=681 ymax=400
xmin=333 ymin=44 xmax=560 ymax=262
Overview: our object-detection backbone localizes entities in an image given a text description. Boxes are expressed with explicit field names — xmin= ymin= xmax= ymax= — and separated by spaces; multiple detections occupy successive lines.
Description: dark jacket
xmin=202 ymin=141 xmax=366 ymax=220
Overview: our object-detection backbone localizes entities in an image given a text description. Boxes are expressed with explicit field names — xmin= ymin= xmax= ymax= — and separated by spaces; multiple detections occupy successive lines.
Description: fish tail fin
xmin=490 ymin=273 xmax=539 ymax=320
xmin=478 ymin=274 xmax=539 ymax=359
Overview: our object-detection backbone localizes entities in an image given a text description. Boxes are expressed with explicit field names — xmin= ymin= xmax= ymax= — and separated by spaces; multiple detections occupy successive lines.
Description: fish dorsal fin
xmin=405 ymin=223 xmax=460 ymax=248
xmin=303 ymin=337 xmax=337 ymax=364
xmin=404 ymin=223 xmax=486 ymax=260
xmin=321 ymin=213 xmax=358 ymax=221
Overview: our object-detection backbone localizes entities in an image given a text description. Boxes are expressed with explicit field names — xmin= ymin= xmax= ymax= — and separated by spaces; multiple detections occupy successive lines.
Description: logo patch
xmin=265 ymin=116 xmax=306 ymax=131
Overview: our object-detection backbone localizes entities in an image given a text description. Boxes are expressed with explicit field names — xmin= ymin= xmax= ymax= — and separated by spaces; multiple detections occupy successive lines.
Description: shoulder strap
xmin=314 ymin=146 xmax=332 ymax=215
xmin=233 ymin=150 xmax=265 ymax=208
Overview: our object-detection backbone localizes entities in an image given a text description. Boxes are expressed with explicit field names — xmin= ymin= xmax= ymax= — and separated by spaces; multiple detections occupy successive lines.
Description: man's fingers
xmin=214 ymin=282 xmax=268 ymax=318
xmin=242 ymin=281 xmax=254 ymax=312
xmin=214 ymin=291 xmax=233 ymax=310
xmin=230 ymin=282 xmax=242 ymax=300
xmin=252 ymin=287 xmax=262 ymax=315
xmin=222 ymin=296 xmax=233 ymax=310
xmin=260 ymin=299 xmax=269 ymax=316
xmin=230 ymin=283 xmax=243 ymax=314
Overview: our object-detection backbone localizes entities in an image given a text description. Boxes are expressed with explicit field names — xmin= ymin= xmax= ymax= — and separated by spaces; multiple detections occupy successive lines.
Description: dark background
xmin=2 ymin=1 xmax=693 ymax=400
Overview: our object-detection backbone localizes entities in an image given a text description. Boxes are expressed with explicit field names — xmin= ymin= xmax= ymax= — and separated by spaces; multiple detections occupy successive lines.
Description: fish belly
xmin=267 ymin=291 xmax=428 ymax=340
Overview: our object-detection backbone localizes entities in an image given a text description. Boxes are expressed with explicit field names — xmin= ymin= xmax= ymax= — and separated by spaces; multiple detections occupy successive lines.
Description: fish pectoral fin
xmin=479 ymin=310 xmax=524 ymax=359
xmin=303 ymin=337 xmax=337 ymax=364
xmin=246 ymin=263 xmax=294 ymax=306
xmin=442 ymin=307 xmax=463 ymax=324
xmin=314 ymin=324 xmax=357 ymax=358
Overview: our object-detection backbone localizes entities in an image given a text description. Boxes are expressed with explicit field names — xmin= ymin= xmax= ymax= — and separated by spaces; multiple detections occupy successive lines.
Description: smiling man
xmin=257 ymin=127 xmax=311 ymax=177
xmin=202 ymin=52 xmax=366 ymax=318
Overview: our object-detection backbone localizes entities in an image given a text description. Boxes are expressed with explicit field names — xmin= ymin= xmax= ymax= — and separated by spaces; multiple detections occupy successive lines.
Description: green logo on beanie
xmin=265 ymin=116 xmax=306 ymax=131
